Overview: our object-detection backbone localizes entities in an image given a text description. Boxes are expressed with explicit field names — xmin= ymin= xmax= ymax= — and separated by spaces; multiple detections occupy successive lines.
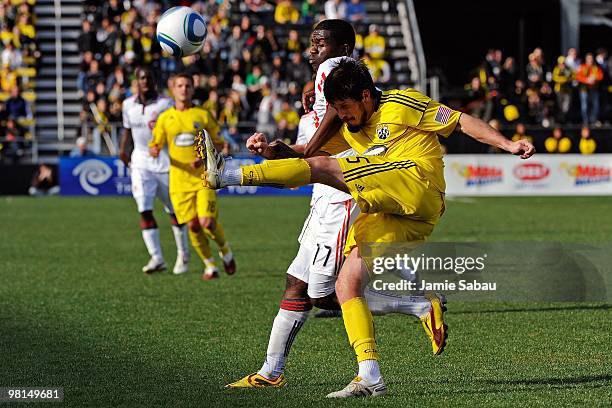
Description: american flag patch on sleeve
xmin=434 ymin=106 xmax=452 ymax=124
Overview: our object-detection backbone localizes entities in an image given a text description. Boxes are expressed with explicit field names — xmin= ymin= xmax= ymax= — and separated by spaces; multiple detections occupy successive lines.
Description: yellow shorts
xmin=337 ymin=156 xmax=445 ymax=255
xmin=170 ymin=188 xmax=218 ymax=224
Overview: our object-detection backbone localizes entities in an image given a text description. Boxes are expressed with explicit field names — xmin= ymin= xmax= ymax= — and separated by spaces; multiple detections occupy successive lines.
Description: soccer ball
xmin=156 ymin=7 xmax=207 ymax=57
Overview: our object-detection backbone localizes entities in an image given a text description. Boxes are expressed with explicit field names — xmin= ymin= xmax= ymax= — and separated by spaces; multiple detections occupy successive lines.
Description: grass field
xmin=1 ymin=196 xmax=611 ymax=407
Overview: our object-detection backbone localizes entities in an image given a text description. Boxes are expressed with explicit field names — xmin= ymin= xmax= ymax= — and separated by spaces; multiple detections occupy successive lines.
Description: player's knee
xmin=199 ymin=217 xmax=216 ymax=231
xmin=284 ymin=275 xmax=308 ymax=298
xmin=188 ymin=219 xmax=201 ymax=233
xmin=311 ymin=294 xmax=339 ymax=310
xmin=140 ymin=210 xmax=157 ymax=229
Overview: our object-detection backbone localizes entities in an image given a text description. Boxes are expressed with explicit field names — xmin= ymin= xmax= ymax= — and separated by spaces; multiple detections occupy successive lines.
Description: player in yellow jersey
xmin=150 ymin=73 xmax=235 ymax=280
xmin=200 ymin=60 xmax=534 ymax=397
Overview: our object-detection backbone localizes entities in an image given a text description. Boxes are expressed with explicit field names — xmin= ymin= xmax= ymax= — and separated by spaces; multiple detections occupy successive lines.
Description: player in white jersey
xmin=226 ymin=20 xmax=437 ymax=390
xmin=119 ymin=67 xmax=190 ymax=275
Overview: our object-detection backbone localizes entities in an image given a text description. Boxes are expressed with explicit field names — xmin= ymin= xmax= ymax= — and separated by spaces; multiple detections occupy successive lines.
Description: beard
xmin=346 ymin=113 xmax=367 ymax=133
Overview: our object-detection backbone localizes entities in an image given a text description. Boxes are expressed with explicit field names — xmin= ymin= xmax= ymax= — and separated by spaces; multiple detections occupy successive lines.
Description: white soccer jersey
xmin=122 ymin=95 xmax=174 ymax=173
xmin=309 ymin=56 xmax=354 ymax=203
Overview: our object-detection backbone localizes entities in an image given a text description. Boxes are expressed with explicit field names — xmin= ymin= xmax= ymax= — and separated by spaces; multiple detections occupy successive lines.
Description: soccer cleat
xmin=220 ymin=250 xmax=236 ymax=275
xmin=201 ymin=267 xmax=219 ymax=281
xmin=225 ymin=373 xmax=287 ymax=389
xmin=197 ymin=129 xmax=226 ymax=189
xmin=142 ymin=258 xmax=166 ymax=274
xmin=326 ymin=376 xmax=387 ymax=398
xmin=172 ymin=253 xmax=189 ymax=275
xmin=419 ymin=293 xmax=448 ymax=356
xmin=314 ymin=309 xmax=342 ymax=318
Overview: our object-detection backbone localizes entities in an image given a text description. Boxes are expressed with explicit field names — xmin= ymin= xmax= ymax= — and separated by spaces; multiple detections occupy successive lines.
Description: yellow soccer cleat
xmin=225 ymin=373 xmax=287 ymax=389
xmin=419 ymin=293 xmax=448 ymax=356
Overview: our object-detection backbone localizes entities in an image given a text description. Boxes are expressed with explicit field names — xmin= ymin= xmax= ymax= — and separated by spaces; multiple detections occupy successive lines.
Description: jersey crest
xmin=376 ymin=124 xmax=390 ymax=140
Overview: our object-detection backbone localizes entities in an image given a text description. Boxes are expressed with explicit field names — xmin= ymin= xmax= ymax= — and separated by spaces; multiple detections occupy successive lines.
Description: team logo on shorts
xmin=376 ymin=124 xmax=390 ymax=140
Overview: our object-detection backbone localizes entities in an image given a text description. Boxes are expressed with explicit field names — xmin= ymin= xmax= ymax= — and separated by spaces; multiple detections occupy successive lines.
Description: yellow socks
xmin=188 ymin=228 xmax=213 ymax=263
xmin=241 ymin=158 xmax=311 ymax=188
xmin=341 ymin=297 xmax=379 ymax=362
xmin=203 ymin=221 xmax=227 ymax=250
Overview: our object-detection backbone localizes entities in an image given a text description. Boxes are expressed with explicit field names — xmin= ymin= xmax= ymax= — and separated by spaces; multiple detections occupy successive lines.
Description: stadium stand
xmin=0 ymin=0 xmax=39 ymax=164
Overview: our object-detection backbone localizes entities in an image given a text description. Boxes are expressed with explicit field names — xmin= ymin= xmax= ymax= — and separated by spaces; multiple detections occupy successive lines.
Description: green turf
xmin=0 ymin=196 xmax=610 ymax=407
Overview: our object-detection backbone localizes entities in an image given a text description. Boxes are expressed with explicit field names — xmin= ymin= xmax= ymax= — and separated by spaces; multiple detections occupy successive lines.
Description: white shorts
xmin=286 ymin=195 xmax=360 ymax=299
xmin=130 ymin=167 xmax=174 ymax=213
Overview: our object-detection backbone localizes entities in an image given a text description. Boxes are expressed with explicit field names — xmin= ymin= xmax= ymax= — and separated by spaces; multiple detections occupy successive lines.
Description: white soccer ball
xmin=156 ymin=7 xmax=207 ymax=57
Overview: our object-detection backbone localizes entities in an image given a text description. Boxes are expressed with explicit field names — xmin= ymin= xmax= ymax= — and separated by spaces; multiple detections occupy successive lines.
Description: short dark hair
xmin=174 ymin=72 xmax=193 ymax=85
xmin=324 ymin=59 xmax=375 ymax=103
xmin=313 ymin=19 xmax=356 ymax=54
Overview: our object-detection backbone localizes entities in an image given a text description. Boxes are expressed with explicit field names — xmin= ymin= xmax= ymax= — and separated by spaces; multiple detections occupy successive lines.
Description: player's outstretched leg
xmin=226 ymin=276 xmax=311 ymax=388
xmin=200 ymin=218 xmax=235 ymax=275
xmin=169 ymin=213 xmax=190 ymax=274
xmin=327 ymin=248 xmax=387 ymax=398
xmin=200 ymin=130 xmax=346 ymax=192
xmin=187 ymin=219 xmax=219 ymax=280
xmin=140 ymin=210 xmax=166 ymax=274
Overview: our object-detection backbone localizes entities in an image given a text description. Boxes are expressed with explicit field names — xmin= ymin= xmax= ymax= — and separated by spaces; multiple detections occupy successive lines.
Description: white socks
xmin=358 ymin=359 xmax=382 ymax=384
xmin=171 ymin=225 xmax=189 ymax=258
xmin=258 ymin=308 xmax=310 ymax=380
xmin=142 ymin=228 xmax=163 ymax=262
xmin=365 ymin=287 xmax=431 ymax=318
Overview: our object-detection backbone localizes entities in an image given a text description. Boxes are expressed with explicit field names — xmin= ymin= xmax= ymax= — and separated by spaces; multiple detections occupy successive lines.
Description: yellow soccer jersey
xmin=151 ymin=106 xmax=222 ymax=192
xmin=339 ymin=89 xmax=462 ymax=192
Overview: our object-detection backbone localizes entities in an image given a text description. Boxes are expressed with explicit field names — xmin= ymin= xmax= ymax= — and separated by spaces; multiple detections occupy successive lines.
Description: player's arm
xmin=119 ymin=103 xmax=133 ymax=165
xmin=149 ymin=114 xmax=166 ymax=158
xmin=119 ymin=128 xmax=133 ymax=165
xmin=302 ymin=107 xmax=343 ymax=157
xmin=456 ymin=114 xmax=535 ymax=159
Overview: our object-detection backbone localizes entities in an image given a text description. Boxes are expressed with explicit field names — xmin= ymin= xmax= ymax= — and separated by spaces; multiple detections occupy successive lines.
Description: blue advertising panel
xmin=59 ymin=156 xmax=312 ymax=196
xmin=59 ymin=156 xmax=132 ymax=196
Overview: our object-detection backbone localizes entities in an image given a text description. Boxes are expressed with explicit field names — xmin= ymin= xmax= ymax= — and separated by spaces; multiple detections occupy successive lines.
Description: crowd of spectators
xmin=0 ymin=0 xmax=38 ymax=164
xmin=77 ymin=0 xmax=392 ymax=148
xmin=463 ymin=47 xmax=612 ymax=129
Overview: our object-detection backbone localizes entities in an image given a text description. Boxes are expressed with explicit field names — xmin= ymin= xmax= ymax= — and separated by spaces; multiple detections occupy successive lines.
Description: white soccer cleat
xmin=172 ymin=253 xmax=189 ymax=275
xmin=202 ymin=130 xmax=226 ymax=189
xmin=142 ymin=258 xmax=166 ymax=274
xmin=326 ymin=377 xmax=387 ymax=398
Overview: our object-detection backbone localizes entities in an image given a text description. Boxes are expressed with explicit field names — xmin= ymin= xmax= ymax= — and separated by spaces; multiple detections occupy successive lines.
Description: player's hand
xmin=302 ymin=86 xmax=315 ymax=113
xmin=509 ymin=139 xmax=535 ymax=159
xmin=191 ymin=158 xmax=203 ymax=169
xmin=246 ymin=133 xmax=273 ymax=158
xmin=149 ymin=145 xmax=160 ymax=158
xmin=119 ymin=150 xmax=130 ymax=166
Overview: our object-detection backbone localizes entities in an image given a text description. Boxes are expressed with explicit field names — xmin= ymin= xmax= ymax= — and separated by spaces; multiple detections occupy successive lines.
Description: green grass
xmin=0 ymin=196 xmax=611 ymax=407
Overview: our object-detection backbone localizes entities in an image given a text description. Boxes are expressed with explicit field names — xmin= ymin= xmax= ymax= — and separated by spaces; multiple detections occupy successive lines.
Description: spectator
xmin=5 ymin=85 xmax=29 ymax=119
xmin=564 ymin=47 xmax=580 ymax=72
xmin=1 ymin=42 xmax=22 ymax=70
xmin=544 ymin=126 xmax=571 ymax=153
xmin=29 ymin=164 xmax=60 ymax=196
xmin=499 ymin=57 xmax=517 ymax=95
xmin=324 ymin=0 xmax=346 ymax=19
xmin=464 ymin=77 xmax=486 ymax=118
xmin=274 ymin=0 xmax=300 ymax=24
xmin=227 ymin=25 xmax=245 ymax=62
xmin=346 ymin=0 xmax=367 ymax=24
xmin=576 ymin=53 xmax=603 ymax=125
xmin=285 ymin=52 xmax=310 ymax=85
xmin=526 ymin=53 xmax=543 ymax=87
xmin=578 ymin=126 xmax=596 ymax=154
xmin=364 ymin=24 xmax=385 ymax=59
xmin=70 ymin=136 xmax=95 ymax=158
xmin=512 ymin=123 xmax=533 ymax=143
xmin=284 ymin=29 xmax=303 ymax=56
xmin=552 ymin=56 xmax=572 ymax=123
xmin=301 ymin=0 xmax=318 ymax=25
xmin=78 ymin=20 xmax=97 ymax=54
xmin=274 ymin=99 xmax=299 ymax=133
